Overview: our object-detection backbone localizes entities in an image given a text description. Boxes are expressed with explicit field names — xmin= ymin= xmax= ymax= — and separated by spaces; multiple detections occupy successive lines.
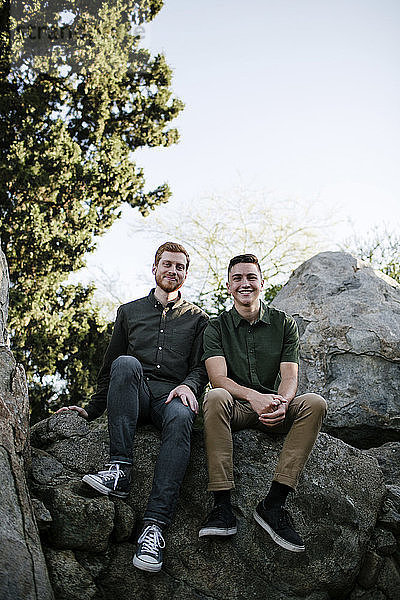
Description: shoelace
xmin=138 ymin=524 xmax=165 ymax=556
xmin=98 ymin=463 xmax=126 ymax=490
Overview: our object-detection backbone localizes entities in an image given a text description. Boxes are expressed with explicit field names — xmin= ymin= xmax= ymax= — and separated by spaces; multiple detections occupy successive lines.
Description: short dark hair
xmin=228 ymin=254 xmax=262 ymax=278
xmin=154 ymin=242 xmax=190 ymax=270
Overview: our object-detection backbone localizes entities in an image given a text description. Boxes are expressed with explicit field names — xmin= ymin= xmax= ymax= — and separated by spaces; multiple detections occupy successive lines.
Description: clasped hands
xmin=249 ymin=393 xmax=288 ymax=427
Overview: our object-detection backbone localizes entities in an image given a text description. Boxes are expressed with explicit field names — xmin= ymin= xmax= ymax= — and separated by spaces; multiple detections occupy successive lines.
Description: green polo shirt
xmin=202 ymin=301 xmax=299 ymax=395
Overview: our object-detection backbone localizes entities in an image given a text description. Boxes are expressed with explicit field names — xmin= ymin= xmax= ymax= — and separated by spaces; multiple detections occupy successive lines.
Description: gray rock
xmin=31 ymin=411 xmax=91 ymax=449
xmin=113 ymin=500 xmax=135 ymax=543
xmin=348 ymin=585 xmax=387 ymax=600
xmin=0 ymin=243 xmax=53 ymax=600
xmin=385 ymin=484 xmax=400 ymax=509
xmin=357 ymin=551 xmax=384 ymax=589
xmin=363 ymin=442 xmax=400 ymax=485
xmin=94 ymin=543 xmax=179 ymax=599
xmin=31 ymin=448 xmax=65 ymax=485
xmin=374 ymin=556 xmax=400 ymax=600
xmin=0 ymin=447 xmax=51 ymax=600
xmin=36 ymin=481 xmax=115 ymax=552
xmin=272 ymin=251 xmax=400 ymax=449
xmin=44 ymin=548 xmax=97 ymax=600
xmin=378 ymin=490 xmax=400 ymax=535
xmin=0 ymin=246 xmax=9 ymax=346
xmin=32 ymin=498 xmax=53 ymax=532
xmin=372 ymin=528 xmax=398 ymax=557
xmin=32 ymin=414 xmax=387 ymax=600
xmin=49 ymin=428 xmax=110 ymax=475
xmin=355 ymin=483 xmax=400 ymax=598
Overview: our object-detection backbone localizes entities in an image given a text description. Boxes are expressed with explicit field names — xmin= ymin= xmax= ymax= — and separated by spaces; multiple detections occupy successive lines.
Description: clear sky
xmin=79 ymin=0 xmax=400 ymax=304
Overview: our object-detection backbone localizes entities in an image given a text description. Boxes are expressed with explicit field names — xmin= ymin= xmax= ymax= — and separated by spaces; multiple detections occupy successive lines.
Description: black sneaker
xmin=133 ymin=524 xmax=165 ymax=572
xmin=198 ymin=503 xmax=237 ymax=537
xmin=253 ymin=502 xmax=305 ymax=552
xmin=82 ymin=463 xmax=131 ymax=498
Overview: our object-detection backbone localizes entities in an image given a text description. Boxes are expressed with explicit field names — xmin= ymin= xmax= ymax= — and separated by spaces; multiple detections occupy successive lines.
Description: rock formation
xmin=364 ymin=442 xmax=400 ymax=486
xmin=272 ymin=252 xmax=400 ymax=449
xmin=0 ymin=246 xmax=53 ymax=600
xmin=30 ymin=412 xmax=400 ymax=600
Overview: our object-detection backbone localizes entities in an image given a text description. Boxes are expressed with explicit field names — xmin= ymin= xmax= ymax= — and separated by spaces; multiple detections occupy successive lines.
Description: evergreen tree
xmin=0 ymin=0 xmax=184 ymax=421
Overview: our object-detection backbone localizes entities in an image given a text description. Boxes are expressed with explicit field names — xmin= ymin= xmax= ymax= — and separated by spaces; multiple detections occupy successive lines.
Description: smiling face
xmin=152 ymin=250 xmax=188 ymax=293
xmin=227 ymin=262 xmax=264 ymax=309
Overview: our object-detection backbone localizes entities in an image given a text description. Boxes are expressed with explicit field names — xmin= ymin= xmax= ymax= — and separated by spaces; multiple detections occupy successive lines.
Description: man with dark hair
xmin=198 ymin=254 xmax=326 ymax=552
xmin=58 ymin=242 xmax=208 ymax=572
xmin=227 ymin=253 xmax=262 ymax=276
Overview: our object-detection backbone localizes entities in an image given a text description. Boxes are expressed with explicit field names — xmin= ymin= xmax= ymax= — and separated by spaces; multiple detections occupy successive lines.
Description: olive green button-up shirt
xmin=86 ymin=289 xmax=209 ymax=421
xmin=202 ymin=301 xmax=299 ymax=396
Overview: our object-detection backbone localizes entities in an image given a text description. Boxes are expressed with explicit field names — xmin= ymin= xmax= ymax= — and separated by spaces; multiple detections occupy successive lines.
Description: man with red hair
xmin=58 ymin=242 xmax=208 ymax=572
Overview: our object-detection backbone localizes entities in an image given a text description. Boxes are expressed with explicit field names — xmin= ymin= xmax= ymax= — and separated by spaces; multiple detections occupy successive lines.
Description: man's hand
xmin=247 ymin=391 xmax=286 ymax=417
xmin=258 ymin=397 xmax=288 ymax=427
xmin=55 ymin=406 xmax=89 ymax=420
xmin=165 ymin=385 xmax=199 ymax=414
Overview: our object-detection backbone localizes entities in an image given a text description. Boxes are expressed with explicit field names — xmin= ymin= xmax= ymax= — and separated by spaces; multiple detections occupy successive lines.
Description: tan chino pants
xmin=203 ymin=388 xmax=327 ymax=491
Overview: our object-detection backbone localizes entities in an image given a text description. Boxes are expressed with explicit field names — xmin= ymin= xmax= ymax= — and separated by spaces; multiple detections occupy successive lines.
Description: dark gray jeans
xmin=107 ymin=355 xmax=195 ymax=526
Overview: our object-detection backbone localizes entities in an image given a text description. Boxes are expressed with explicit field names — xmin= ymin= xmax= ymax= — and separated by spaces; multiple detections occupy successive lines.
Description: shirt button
xmin=146 ymin=377 xmax=149 ymax=380
xmin=158 ymin=346 xmax=162 ymax=350
xmin=160 ymin=329 xmax=164 ymax=333
xmin=156 ymin=365 xmax=160 ymax=368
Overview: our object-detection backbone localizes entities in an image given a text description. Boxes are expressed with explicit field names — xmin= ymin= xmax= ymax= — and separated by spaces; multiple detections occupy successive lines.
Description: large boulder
xmin=30 ymin=412 xmax=390 ymax=600
xmin=272 ymin=251 xmax=400 ymax=449
xmin=0 ymin=246 xmax=53 ymax=600
xmin=363 ymin=442 xmax=400 ymax=486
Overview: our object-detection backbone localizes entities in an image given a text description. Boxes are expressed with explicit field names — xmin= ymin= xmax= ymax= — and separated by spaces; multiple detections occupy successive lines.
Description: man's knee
xmin=302 ymin=393 xmax=327 ymax=417
xmin=164 ymin=399 xmax=195 ymax=430
xmin=203 ymin=388 xmax=233 ymax=424
xmin=111 ymin=355 xmax=142 ymax=377
xmin=203 ymin=388 xmax=233 ymax=416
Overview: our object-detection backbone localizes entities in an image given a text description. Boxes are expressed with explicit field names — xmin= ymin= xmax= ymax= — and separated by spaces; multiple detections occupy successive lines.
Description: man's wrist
xmin=243 ymin=388 xmax=256 ymax=404
xmin=181 ymin=383 xmax=195 ymax=394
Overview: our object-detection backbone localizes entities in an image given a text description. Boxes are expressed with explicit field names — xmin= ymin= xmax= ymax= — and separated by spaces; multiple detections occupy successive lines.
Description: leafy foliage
xmin=0 ymin=0 xmax=183 ymax=420
xmin=344 ymin=226 xmax=400 ymax=284
xmin=130 ymin=190 xmax=330 ymax=315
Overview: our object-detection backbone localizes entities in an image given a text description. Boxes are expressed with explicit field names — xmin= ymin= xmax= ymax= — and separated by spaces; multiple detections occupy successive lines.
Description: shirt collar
xmin=148 ymin=288 xmax=184 ymax=310
xmin=230 ymin=300 xmax=271 ymax=327
xmin=259 ymin=300 xmax=271 ymax=324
